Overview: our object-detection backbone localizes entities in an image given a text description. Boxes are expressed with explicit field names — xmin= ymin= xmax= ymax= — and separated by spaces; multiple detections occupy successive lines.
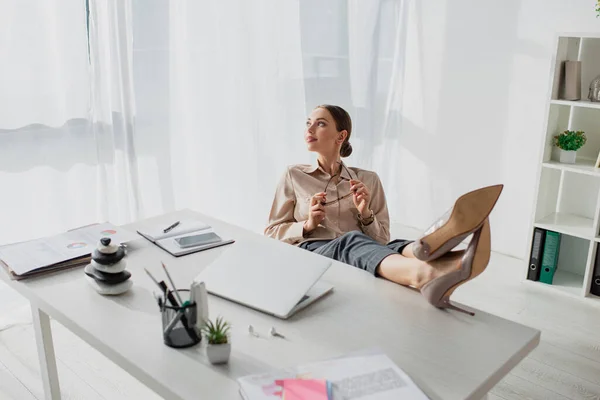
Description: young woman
xmin=264 ymin=104 xmax=503 ymax=315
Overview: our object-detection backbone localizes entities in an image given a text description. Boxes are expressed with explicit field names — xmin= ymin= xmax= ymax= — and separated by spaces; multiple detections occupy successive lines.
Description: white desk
xmin=0 ymin=209 xmax=540 ymax=400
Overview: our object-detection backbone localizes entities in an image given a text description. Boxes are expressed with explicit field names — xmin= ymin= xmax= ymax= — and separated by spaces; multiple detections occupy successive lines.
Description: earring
xmin=248 ymin=324 xmax=260 ymax=337
xmin=269 ymin=327 xmax=285 ymax=339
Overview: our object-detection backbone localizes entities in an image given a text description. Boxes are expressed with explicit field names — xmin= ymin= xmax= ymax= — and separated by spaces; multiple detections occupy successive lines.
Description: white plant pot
xmin=558 ymin=149 xmax=577 ymax=164
xmin=206 ymin=343 xmax=231 ymax=364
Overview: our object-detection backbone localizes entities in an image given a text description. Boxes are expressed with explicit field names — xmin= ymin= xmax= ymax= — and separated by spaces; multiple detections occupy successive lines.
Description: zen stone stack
xmin=84 ymin=237 xmax=132 ymax=295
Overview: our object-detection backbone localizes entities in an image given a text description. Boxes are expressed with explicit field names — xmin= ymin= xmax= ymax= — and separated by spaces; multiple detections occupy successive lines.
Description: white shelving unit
xmin=527 ymin=33 xmax=600 ymax=301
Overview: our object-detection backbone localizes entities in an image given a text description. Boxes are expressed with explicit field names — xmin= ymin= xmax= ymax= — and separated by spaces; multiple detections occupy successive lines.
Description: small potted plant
xmin=596 ymin=0 xmax=600 ymax=17
xmin=202 ymin=316 xmax=231 ymax=365
xmin=553 ymin=130 xmax=586 ymax=164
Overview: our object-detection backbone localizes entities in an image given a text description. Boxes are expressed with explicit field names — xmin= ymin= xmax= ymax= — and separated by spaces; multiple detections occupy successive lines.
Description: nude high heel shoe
xmin=419 ymin=219 xmax=491 ymax=316
xmin=412 ymin=184 xmax=502 ymax=262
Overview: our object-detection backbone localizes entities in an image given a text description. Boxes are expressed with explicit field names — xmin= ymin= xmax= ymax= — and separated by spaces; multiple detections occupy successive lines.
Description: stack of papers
xmin=136 ymin=218 xmax=234 ymax=257
xmin=0 ymin=223 xmax=138 ymax=280
xmin=238 ymin=350 xmax=430 ymax=400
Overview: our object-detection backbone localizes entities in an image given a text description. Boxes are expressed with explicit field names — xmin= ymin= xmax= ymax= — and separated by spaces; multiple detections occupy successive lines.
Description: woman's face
xmin=305 ymin=107 xmax=345 ymax=155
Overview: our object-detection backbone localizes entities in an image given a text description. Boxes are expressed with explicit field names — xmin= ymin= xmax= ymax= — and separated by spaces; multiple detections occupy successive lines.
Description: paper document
xmin=0 ymin=223 xmax=138 ymax=276
xmin=238 ymin=351 xmax=429 ymax=400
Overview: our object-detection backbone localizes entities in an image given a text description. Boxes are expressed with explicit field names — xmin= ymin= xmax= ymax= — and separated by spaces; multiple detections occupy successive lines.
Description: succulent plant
xmin=201 ymin=316 xmax=230 ymax=345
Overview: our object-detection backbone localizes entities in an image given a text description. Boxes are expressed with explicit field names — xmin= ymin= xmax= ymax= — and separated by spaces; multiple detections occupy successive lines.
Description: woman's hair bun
xmin=340 ymin=141 xmax=353 ymax=157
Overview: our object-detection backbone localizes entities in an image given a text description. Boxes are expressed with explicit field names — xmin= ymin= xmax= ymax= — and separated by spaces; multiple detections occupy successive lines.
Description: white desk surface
xmin=1 ymin=209 xmax=540 ymax=400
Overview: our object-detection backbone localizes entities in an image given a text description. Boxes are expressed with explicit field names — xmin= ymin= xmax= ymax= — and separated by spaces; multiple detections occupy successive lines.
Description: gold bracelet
xmin=358 ymin=210 xmax=375 ymax=225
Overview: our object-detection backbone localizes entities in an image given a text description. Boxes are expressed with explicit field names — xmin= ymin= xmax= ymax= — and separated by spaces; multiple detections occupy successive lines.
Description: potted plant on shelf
xmin=553 ymin=130 xmax=586 ymax=164
xmin=202 ymin=316 xmax=231 ymax=365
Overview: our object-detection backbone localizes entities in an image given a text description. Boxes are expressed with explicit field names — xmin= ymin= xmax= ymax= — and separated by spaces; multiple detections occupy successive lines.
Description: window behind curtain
xmin=0 ymin=0 xmax=98 ymax=245
xmin=0 ymin=0 xmax=90 ymax=129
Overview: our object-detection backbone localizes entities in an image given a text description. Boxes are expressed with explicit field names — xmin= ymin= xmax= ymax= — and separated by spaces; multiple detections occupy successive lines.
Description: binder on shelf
xmin=590 ymin=275 xmax=600 ymax=297
xmin=539 ymin=230 xmax=561 ymax=285
xmin=527 ymin=227 xmax=546 ymax=281
xmin=591 ymin=245 xmax=600 ymax=297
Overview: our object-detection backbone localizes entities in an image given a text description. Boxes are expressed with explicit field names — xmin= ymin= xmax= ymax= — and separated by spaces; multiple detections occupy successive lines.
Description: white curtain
xmin=0 ymin=1 xmax=90 ymax=128
xmin=130 ymin=0 xmax=407 ymax=235
xmin=0 ymin=0 xmax=408 ymax=246
xmin=298 ymin=0 xmax=410 ymax=228
xmin=88 ymin=0 xmax=141 ymax=224
xmin=0 ymin=0 xmax=140 ymax=245
xmin=165 ymin=0 xmax=311 ymax=231
xmin=0 ymin=0 xmax=96 ymax=245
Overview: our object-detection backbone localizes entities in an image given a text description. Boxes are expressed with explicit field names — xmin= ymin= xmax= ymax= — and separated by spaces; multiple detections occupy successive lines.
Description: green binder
xmin=539 ymin=231 xmax=561 ymax=284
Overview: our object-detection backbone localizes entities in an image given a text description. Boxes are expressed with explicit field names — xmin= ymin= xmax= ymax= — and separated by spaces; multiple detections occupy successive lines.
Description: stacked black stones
xmin=84 ymin=237 xmax=132 ymax=295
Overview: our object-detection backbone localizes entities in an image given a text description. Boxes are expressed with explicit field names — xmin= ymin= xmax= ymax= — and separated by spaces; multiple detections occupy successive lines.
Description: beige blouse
xmin=264 ymin=162 xmax=391 ymax=246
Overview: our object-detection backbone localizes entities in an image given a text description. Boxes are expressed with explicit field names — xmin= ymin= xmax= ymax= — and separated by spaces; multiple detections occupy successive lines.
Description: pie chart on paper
xmin=67 ymin=242 xmax=87 ymax=250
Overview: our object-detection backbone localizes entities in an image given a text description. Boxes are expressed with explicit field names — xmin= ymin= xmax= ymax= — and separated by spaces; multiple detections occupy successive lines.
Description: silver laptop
xmin=194 ymin=238 xmax=333 ymax=319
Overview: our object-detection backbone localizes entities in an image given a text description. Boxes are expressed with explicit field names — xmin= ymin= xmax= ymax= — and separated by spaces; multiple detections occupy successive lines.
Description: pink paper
xmin=274 ymin=379 xmax=330 ymax=400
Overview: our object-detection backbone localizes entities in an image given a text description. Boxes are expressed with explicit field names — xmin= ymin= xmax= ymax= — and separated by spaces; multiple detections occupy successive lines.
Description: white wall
xmin=389 ymin=0 xmax=600 ymax=260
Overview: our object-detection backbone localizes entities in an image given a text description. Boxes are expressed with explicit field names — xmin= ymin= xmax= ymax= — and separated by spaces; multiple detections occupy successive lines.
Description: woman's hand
xmin=304 ymin=192 xmax=327 ymax=233
xmin=350 ymin=179 xmax=371 ymax=217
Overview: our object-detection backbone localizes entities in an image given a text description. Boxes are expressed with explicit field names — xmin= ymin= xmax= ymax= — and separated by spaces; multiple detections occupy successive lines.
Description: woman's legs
xmin=400 ymin=243 xmax=416 ymax=258
xmin=375 ymin=249 xmax=464 ymax=289
xmin=299 ymin=232 xmax=461 ymax=289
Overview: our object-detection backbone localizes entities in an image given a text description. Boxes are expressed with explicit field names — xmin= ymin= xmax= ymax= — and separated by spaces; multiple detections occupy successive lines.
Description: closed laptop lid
xmin=194 ymin=237 xmax=332 ymax=317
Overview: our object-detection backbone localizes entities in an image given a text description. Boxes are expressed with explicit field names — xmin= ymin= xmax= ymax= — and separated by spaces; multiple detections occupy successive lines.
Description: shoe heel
xmin=439 ymin=298 xmax=475 ymax=316
xmin=419 ymin=219 xmax=491 ymax=316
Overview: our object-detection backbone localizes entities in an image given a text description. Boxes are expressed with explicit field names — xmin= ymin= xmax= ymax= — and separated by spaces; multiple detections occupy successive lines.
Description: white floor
xmin=1 ymin=225 xmax=600 ymax=400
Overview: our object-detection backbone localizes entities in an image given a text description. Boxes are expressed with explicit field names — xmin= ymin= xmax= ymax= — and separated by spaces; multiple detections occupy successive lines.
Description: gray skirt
xmin=298 ymin=231 xmax=413 ymax=275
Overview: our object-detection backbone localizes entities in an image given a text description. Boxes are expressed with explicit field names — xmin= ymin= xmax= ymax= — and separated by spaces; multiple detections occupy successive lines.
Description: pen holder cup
xmin=161 ymin=289 xmax=201 ymax=348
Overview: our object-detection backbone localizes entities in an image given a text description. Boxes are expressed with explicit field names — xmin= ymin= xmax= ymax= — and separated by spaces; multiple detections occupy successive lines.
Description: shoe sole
xmin=418 ymin=184 xmax=502 ymax=261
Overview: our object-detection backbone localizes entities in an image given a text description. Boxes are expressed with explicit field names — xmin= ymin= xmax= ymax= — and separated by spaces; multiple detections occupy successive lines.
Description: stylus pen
xmin=163 ymin=221 xmax=180 ymax=233
xmin=145 ymin=268 xmax=162 ymax=288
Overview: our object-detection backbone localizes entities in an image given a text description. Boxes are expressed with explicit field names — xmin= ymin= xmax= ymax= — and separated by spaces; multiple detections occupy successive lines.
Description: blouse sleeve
xmin=264 ymin=167 xmax=306 ymax=244
xmin=359 ymin=173 xmax=391 ymax=244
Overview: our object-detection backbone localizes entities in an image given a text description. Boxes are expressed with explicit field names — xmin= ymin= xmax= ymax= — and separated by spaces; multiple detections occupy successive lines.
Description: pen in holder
xmin=161 ymin=289 xmax=201 ymax=348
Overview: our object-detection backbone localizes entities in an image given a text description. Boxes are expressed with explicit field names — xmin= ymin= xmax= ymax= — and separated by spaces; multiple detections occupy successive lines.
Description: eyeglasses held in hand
xmin=321 ymin=162 xmax=356 ymax=207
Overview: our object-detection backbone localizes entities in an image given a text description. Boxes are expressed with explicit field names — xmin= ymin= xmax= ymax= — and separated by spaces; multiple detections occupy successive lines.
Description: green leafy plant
xmin=553 ymin=130 xmax=587 ymax=151
xmin=201 ymin=316 xmax=230 ymax=345
xmin=597 ymin=0 xmax=600 ymax=17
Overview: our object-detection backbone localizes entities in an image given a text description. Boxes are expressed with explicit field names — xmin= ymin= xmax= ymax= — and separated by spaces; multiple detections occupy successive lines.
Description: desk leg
xmin=31 ymin=304 xmax=61 ymax=400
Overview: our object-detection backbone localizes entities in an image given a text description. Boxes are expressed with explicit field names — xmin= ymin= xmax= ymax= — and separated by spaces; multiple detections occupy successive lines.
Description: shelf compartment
xmin=568 ymin=107 xmax=600 ymax=164
xmin=536 ymin=269 xmax=585 ymax=296
xmin=530 ymin=233 xmax=589 ymax=296
xmin=534 ymin=168 xmax=561 ymax=222
xmin=544 ymin=105 xmax=600 ymax=169
xmin=558 ymin=171 xmax=600 ymax=223
xmin=534 ymin=212 xmax=594 ymax=240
